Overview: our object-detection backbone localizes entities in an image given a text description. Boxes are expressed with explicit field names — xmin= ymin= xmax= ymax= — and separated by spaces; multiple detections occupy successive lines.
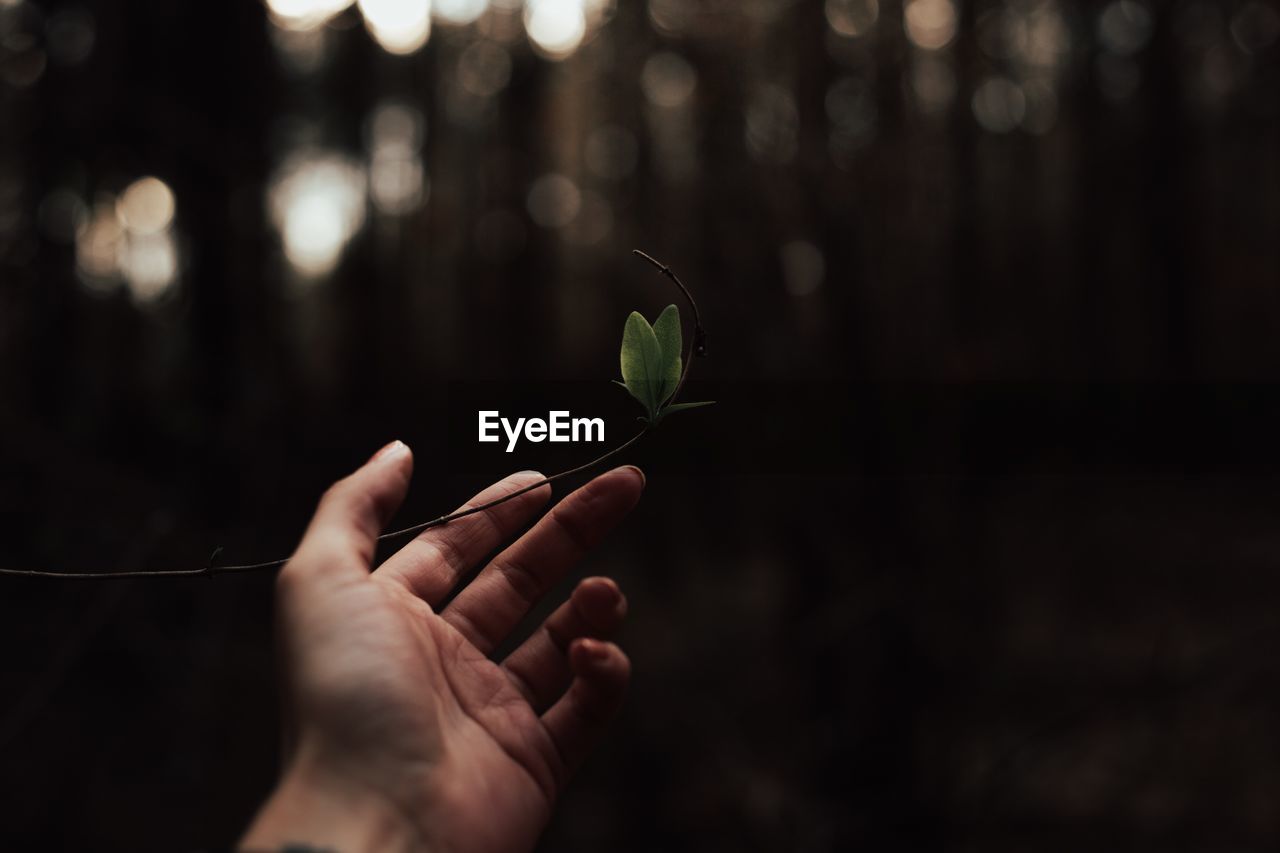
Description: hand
xmin=241 ymin=441 xmax=643 ymax=853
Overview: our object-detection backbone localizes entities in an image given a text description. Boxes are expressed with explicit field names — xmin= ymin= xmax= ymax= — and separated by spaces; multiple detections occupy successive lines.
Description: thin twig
xmin=632 ymin=249 xmax=706 ymax=407
xmin=0 ymin=250 xmax=702 ymax=581
xmin=205 ymin=428 xmax=647 ymax=576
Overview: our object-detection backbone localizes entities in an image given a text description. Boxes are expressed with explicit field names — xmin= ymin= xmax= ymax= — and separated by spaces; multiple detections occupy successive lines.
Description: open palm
xmin=243 ymin=442 xmax=642 ymax=853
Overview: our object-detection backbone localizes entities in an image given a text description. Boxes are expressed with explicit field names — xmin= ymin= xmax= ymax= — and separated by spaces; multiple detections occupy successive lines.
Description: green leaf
xmin=651 ymin=304 xmax=683 ymax=406
xmin=658 ymin=401 xmax=715 ymax=420
xmin=619 ymin=311 xmax=664 ymax=420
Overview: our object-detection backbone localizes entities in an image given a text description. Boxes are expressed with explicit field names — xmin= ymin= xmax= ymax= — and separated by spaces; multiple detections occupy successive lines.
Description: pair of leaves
xmin=615 ymin=304 xmax=714 ymax=425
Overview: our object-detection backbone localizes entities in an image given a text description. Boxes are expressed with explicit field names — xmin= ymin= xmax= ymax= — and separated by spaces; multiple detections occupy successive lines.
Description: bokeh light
xmin=640 ymin=52 xmax=697 ymax=109
xmin=524 ymin=0 xmax=586 ymax=60
xmin=119 ymin=231 xmax=178 ymax=303
xmin=971 ymin=76 xmax=1026 ymax=134
xmin=116 ymin=176 xmax=175 ymax=236
xmin=457 ymin=40 xmax=512 ymax=97
xmin=74 ymin=181 xmax=181 ymax=303
xmin=904 ymin=0 xmax=957 ymax=51
xmin=641 ymin=50 xmax=699 ymax=183
xmin=76 ymin=198 xmax=123 ymax=287
xmin=1021 ymin=3 xmax=1070 ymax=73
xmin=369 ymin=156 xmax=426 ymax=215
xmin=266 ymin=0 xmax=354 ymax=31
xmin=647 ymin=0 xmax=692 ymax=37
xmin=434 ymin=0 xmax=488 ymax=26
xmin=263 ymin=0 xmax=618 ymax=61
xmin=357 ymin=0 xmax=431 ymax=55
xmin=824 ymin=0 xmax=878 ymax=38
xmin=366 ymin=100 xmax=426 ymax=215
xmin=367 ymin=100 xmax=423 ymax=151
xmin=268 ymin=151 xmax=367 ymax=278
xmin=526 ymin=173 xmax=581 ymax=229
xmin=270 ymin=24 xmax=331 ymax=74
xmin=1098 ymin=1 xmax=1153 ymax=56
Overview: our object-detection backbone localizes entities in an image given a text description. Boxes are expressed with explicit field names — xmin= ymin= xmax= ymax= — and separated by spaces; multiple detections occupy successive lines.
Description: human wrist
xmin=240 ymin=752 xmax=428 ymax=853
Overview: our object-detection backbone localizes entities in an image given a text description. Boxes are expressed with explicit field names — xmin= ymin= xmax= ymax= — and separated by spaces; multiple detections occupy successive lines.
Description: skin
xmin=241 ymin=441 xmax=643 ymax=853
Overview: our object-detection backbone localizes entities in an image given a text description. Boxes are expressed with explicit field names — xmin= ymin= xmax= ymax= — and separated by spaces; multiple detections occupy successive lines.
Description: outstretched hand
xmin=241 ymin=441 xmax=643 ymax=853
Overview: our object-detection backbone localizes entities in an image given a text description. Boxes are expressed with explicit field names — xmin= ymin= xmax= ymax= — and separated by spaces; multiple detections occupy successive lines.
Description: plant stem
xmin=0 ymin=251 xmax=701 ymax=581
xmin=0 ymin=434 xmax=649 ymax=581
xmin=631 ymin=249 xmax=706 ymax=408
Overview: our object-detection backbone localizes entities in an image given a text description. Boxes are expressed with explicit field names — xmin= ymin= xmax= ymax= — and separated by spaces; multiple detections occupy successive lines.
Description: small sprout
xmin=615 ymin=304 xmax=714 ymax=426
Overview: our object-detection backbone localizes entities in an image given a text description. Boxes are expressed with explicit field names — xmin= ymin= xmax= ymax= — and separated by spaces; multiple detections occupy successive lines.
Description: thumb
xmin=288 ymin=440 xmax=414 ymax=582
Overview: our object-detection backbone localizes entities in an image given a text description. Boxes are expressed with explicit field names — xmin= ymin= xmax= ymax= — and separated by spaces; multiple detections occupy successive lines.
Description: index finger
xmin=375 ymin=471 xmax=552 ymax=606
xmin=441 ymin=465 xmax=644 ymax=654
xmin=285 ymin=440 xmax=414 ymax=585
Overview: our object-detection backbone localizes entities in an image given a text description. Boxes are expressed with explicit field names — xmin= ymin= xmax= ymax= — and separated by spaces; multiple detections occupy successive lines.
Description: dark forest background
xmin=3 ymin=0 xmax=1280 ymax=849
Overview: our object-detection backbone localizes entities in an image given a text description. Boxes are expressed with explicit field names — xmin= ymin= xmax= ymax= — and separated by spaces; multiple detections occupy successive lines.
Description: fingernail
xmin=598 ymin=583 xmax=625 ymax=611
xmin=371 ymin=440 xmax=409 ymax=464
xmin=583 ymin=638 xmax=611 ymax=660
xmin=622 ymin=465 xmax=646 ymax=489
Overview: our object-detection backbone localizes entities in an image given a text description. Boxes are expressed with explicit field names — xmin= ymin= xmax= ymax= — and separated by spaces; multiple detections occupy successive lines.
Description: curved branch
xmin=0 ymin=250 xmax=703 ymax=581
xmin=631 ymin=249 xmax=706 ymax=408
